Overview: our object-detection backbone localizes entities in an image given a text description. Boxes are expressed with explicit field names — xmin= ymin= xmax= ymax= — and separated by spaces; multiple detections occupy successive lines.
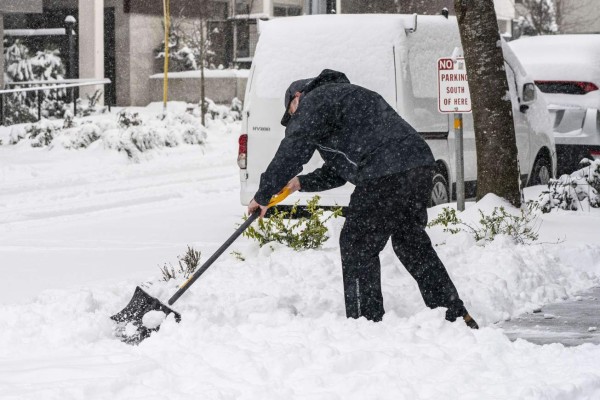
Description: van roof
xmin=251 ymin=14 xmax=457 ymax=105
xmin=508 ymin=34 xmax=600 ymax=84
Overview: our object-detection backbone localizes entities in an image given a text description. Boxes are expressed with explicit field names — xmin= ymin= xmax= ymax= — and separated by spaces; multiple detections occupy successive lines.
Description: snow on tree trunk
xmin=454 ymin=0 xmax=522 ymax=208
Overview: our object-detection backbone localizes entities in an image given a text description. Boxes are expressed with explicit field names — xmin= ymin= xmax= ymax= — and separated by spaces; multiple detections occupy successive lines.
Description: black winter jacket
xmin=253 ymin=69 xmax=435 ymax=206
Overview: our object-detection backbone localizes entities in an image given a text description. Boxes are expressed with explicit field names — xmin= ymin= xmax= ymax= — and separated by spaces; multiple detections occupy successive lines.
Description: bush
xmin=4 ymin=39 xmax=68 ymax=123
xmin=538 ymin=158 xmax=600 ymax=212
xmin=243 ymin=196 xmax=343 ymax=251
xmin=25 ymin=119 xmax=58 ymax=148
xmin=428 ymin=204 xmax=540 ymax=245
xmin=159 ymin=246 xmax=201 ymax=282
xmin=6 ymin=108 xmax=207 ymax=159
xmin=117 ymin=109 xmax=143 ymax=128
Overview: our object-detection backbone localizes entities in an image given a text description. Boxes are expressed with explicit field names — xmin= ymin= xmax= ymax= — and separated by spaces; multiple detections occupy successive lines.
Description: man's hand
xmin=248 ymin=199 xmax=268 ymax=218
xmin=286 ymin=176 xmax=301 ymax=194
xmin=249 ymin=178 xmax=300 ymax=218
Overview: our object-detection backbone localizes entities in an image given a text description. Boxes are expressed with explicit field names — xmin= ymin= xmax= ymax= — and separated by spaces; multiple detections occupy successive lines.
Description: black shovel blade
xmin=111 ymin=286 xmax=181 ymax=345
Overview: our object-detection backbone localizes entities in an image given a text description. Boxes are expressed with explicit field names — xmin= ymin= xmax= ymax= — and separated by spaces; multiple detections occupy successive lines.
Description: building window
xmin=326 ymin=0 xmax=336 ymax=13
xmin=233 ymin=19 xmax=258 ymax=64
xmin=274 ymin=5 xmax=303 ymax=17
xmin=235 ymin=0 xmax=252 ymax=15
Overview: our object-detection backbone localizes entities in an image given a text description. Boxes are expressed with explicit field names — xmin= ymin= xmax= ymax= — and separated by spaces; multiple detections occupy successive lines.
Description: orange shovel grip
xmin=267 ymin=187 xmax=292 ymax=208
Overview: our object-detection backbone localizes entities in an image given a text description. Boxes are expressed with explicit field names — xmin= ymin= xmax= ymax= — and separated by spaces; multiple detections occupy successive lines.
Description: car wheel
xmin=530 ymin=156 xmax=551 ymax=186
xmin=430 ymin=173 xmax=449 ymax=207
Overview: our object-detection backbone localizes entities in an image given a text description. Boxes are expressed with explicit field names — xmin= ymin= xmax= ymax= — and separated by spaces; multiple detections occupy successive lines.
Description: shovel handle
xmin=167 ymin=186 xmax=292 ymax=306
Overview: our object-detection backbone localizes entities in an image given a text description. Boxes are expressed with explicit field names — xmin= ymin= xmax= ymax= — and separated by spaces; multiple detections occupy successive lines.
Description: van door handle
xmin=520 ymin=105 xmax=529 ymax=113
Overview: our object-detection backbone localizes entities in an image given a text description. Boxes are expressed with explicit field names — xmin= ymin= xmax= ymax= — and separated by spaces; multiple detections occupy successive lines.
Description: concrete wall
xmin=149 ymin=76 xmax=248 ymax=104
xmin=0 ymin=0 xmax=43 ymax=13
xmin=340 ymin=0 xmax=396 ymax=13
xmin=397 ymin=0 xmax=453 ymax=14
xmin=127 ymin=13 xmax=163 ymax=106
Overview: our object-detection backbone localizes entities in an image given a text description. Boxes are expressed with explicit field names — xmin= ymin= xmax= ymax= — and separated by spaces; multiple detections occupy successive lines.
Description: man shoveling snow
xmin=248 ymin=69 xmax=478 ymax=329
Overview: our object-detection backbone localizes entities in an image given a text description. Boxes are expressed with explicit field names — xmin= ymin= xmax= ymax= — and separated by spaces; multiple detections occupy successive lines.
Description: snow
xmin=1 ymin=105 xmax=600 ymax=399
xmin=252 ymin=15 xmax=408 ymax=103
xmin=142 ymin=310 xmax=167 ymax=329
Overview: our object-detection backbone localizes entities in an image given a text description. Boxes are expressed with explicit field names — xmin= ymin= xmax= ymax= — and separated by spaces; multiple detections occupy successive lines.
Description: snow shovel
xmin=111 ymin=187 xmax=292 ymax=345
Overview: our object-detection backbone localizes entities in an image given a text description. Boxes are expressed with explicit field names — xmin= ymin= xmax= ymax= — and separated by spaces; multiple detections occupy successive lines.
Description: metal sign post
xmin=437 ymin=57 xmax=472 ymax=211
xmin=454 ymin=113 xmax=465 ymax=211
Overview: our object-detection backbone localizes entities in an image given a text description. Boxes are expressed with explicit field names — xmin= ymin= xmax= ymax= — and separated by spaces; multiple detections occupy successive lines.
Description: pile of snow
xmin=1 ymin=106 xmax=600 ymax=398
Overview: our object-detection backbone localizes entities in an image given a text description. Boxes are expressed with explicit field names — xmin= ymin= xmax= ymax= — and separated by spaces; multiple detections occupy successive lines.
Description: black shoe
xmin=463 ymin=313 xmax=479 ymax=329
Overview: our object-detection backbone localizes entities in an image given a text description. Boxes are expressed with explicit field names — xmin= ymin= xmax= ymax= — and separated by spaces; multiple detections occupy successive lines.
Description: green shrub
xmin=243 ymin=195 xmax=342 ymax=251
xmin=428 ymin=204 xmax=539 ymax=245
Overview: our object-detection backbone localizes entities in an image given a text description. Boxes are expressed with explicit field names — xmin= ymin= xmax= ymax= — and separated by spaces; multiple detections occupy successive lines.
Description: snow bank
xmin=2 ymin=113 xmax=600 ymax=398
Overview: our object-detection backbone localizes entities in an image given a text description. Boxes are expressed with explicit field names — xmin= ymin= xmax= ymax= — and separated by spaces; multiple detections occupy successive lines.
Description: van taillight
xmin=577 ymin=82 xmax=599 ymax=93
xmin=238 ymin=134 xmax=247 ymax=169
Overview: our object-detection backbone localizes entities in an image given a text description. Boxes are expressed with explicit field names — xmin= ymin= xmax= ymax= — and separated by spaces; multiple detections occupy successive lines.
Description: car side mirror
xmin=522 ymin=82 xmax=537 ymax=105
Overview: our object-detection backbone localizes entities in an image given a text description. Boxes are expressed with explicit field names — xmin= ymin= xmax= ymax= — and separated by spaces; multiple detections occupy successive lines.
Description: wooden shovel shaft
xmin=167 ymin=211 xmax=259 ymax=305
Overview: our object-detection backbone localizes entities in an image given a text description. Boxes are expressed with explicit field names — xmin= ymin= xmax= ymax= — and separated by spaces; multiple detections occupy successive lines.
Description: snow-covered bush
xmin=538 ymin=158 xmax=600 ymax=212
xmin=243 ymin=196 xmax=343 ymax=251
xmin=103 ymin=111 xmax=208 ymax=160
xmin=60 ymin=123 xmax=103 ymax=149
xmin=6 ymin=109 xmax=207 ymax=160
xmin=428 ymin=204 xmax=540 ymax=245
xmin=25 ymin=119 xmax=59 ymax=148
xmin=159 ymin=246 xmax=201 ymax=282
xmin=155 ymin=18 xmax=217 ymax=71
xmin=117 ymin=109 xmax=143 ymax=128
xmin=77 ymin=90 xmax=108 ymax=117
xmin=199 ymin=97 xmax=243 ymax=122
xmin=4 ymin=40 xmax=68 ymax=123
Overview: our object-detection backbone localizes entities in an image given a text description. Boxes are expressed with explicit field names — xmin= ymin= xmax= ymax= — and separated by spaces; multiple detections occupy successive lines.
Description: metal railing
xmin=0 ymin=78 xmax=112 ymax=125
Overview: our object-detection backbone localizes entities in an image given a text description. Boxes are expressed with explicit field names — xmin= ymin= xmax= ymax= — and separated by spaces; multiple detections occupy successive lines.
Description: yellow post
xmin=162 ymin=0 xmax=170 ymax=112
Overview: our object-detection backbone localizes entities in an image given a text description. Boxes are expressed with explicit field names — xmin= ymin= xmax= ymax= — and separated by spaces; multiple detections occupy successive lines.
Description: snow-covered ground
xmin=1 ymin=105 xmax=600 ymax=399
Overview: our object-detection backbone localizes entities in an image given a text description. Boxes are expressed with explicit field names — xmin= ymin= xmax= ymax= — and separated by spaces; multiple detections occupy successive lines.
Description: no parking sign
xmin=438 ymin=57 xmax=472 ymax=114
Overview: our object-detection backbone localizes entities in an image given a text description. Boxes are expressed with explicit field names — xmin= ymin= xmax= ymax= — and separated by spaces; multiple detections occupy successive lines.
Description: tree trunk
xmin=454 ymin=0 xmax=521 ymax=207
xmin=200 ymin=18 xmax=206 ymax=127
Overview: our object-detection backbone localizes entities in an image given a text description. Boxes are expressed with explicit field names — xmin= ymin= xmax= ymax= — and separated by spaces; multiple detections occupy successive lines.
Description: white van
xmin=238 ymin=14 xmax=556 ymax=208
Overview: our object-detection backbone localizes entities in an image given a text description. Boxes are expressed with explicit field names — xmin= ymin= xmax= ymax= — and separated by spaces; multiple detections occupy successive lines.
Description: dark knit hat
xmin=281 ymin=78 xmax=312 ymax=126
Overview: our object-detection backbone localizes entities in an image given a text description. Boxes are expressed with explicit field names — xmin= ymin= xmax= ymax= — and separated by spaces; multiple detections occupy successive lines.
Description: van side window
xmin=405 ymin=37 xmax=456 ymax=133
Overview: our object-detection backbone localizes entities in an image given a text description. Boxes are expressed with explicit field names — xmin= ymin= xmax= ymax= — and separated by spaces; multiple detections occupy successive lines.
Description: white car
xmin=239 ymin=14 xmax=556 ymax=209
xmin=548 ymin=106 xmax=600 ymax=174
xmin=509 ymin=34 xmax=600 ymax=174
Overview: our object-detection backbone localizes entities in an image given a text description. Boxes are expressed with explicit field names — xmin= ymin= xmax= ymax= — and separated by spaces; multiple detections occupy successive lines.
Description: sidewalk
xmin=500 ymin=287 xmax=600 ymax=346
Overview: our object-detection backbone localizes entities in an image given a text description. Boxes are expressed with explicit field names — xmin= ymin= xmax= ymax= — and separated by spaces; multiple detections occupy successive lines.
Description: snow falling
xmin=1 ymin=103 xmax=600 ymax=399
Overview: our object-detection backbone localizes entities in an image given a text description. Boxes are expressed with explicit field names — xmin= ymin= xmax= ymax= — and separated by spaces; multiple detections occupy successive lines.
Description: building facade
xmin=11 ymin=0 xmax=595 ymax=108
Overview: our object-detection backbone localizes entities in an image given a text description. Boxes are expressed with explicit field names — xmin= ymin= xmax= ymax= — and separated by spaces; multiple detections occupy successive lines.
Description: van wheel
xmin=530 ymin=155 xmax=551 ymax=186
xmin=430 ymin=173 xmax=449 ymax=207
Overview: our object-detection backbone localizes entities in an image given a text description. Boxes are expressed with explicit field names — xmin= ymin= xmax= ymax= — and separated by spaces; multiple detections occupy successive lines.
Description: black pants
xmin=339 ymin=166 xmax=467 ymax=322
